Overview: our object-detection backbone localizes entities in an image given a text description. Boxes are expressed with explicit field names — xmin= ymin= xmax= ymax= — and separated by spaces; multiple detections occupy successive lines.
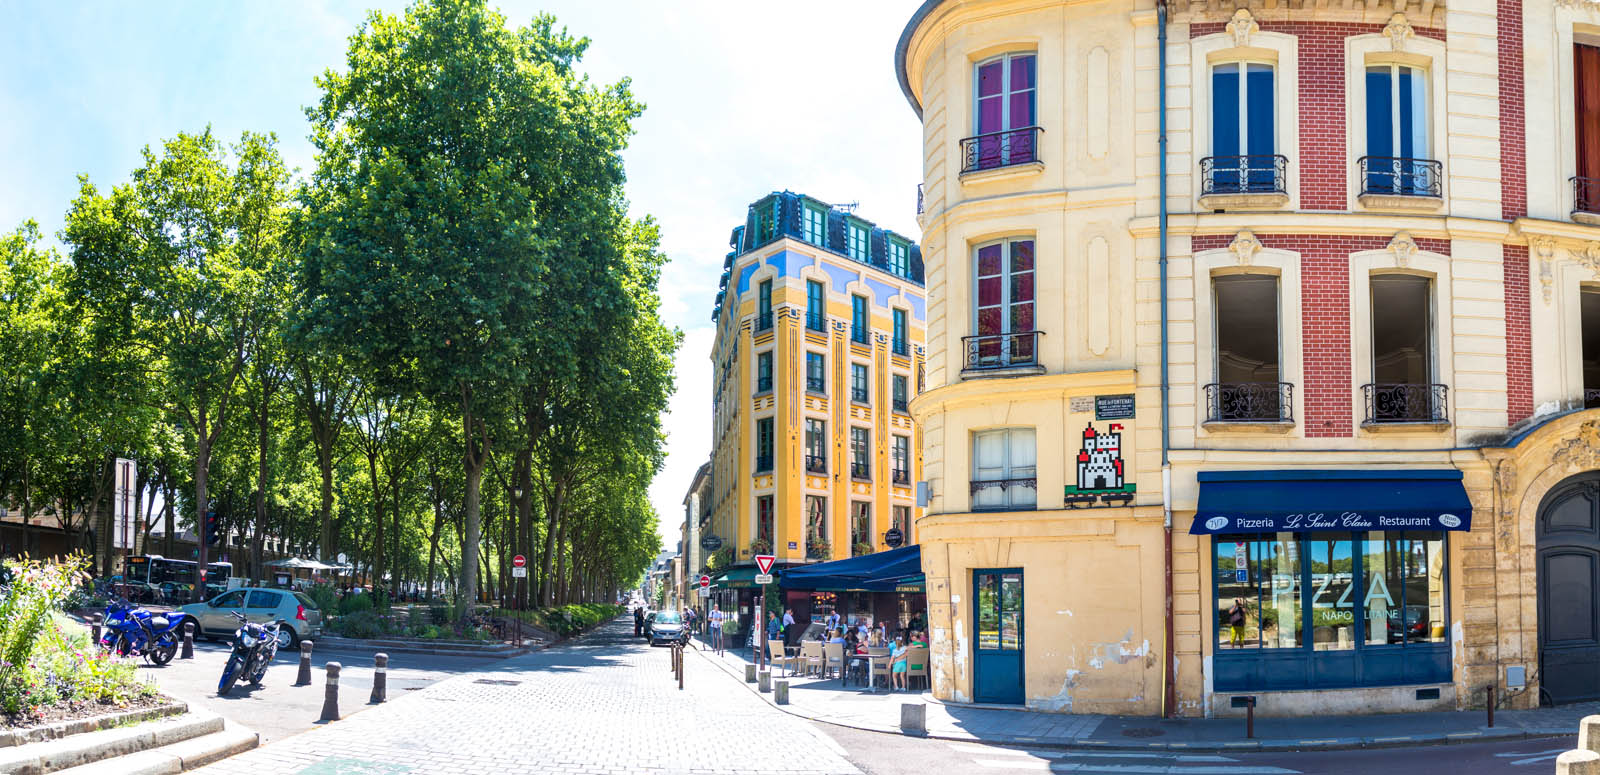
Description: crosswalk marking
xmin=948 ymin=741 xmax=1299 ymax=775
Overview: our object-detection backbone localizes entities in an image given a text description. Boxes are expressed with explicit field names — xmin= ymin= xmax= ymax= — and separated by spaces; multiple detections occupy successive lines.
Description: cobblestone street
xmin=190 ymin=618 xmax=858 ymax=775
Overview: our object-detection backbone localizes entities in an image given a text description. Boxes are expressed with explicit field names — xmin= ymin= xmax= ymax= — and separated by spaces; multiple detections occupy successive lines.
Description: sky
xmin=0 ymin=1 xmax=925 ymax=553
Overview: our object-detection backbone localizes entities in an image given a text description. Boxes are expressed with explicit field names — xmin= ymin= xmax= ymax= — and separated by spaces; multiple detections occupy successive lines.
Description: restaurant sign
xmin=1194 ymin=510 xmax=1465 ymax=534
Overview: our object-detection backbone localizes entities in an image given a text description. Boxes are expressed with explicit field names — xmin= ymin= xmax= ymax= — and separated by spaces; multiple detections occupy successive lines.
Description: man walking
xmin=633 ymin=605 xmax=645 ymax=637
xmin=709 ymin=607 xmax=725 ymax=654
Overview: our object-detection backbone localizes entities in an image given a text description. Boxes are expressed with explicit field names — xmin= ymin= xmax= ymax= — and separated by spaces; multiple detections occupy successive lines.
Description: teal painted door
xmin=973 ymin=569 xmax=1024 ymax=704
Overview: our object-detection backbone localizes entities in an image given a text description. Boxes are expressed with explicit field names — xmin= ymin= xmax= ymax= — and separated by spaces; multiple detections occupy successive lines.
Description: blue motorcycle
xmin=99 ymin=596 xmax=181 ymax=666
xmin=217 ymin=611 xmax=281 ymax=696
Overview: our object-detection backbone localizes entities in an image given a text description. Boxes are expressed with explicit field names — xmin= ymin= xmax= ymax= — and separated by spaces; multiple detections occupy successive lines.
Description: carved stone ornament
xmin=1383 ymin=13 xmax=1415 ymax=52
xmin=1226 ymin=9 xmax=1259 ymax=48
xmin=1581 ymin=242 xmax=1600 ymax=279
xmin=1532 ymin=236 xmax=1556 ymax=305
xmin=1494 ymin=459 xmax=1517 ymax=518
xmin=1387 ymin=231 xmax=1418 ymax=268
xmin=1554 ymin=421 xmax=1600 ymax=471
xmin=1229 ymin=230 xmax=1262 ymax=268
xmin=1557 ymin=0 xmax=1600 ymax=7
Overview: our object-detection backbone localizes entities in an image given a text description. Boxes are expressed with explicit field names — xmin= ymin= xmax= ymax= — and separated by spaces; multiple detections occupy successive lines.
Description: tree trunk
xmin=254 ymin=402 xmax=270 ymax=578
xmin=317 ymin=446 xmax=334 ymax=561
xmin=193 ymin=436 xmax=211 ymax=603
xmin=365 ymin=446 xmax=385 ymax=598
xmin=458 ymin=395 xmax=488 ymax=619
xmin=162 ymin=474 xmax=175 ymax=557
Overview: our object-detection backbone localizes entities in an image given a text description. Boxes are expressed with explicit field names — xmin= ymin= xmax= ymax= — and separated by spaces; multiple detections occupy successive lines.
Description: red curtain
xmin=1577 ymin=45 xmax=1600 ymax=181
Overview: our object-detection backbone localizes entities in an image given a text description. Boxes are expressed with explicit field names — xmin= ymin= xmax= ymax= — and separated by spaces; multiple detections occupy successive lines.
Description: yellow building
xmin=897 ymin=0 xmax=1600 ymax=718
xmin=704 ymin=191 xmax=927 ymax=636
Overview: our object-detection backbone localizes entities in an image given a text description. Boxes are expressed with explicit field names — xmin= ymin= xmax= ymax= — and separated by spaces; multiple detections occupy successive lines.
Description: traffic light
xmin=204 ymin=511 xmax=220 ymax=545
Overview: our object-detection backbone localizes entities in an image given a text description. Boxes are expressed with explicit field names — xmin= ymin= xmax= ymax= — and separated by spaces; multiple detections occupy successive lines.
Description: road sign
xmin=754 ymin=555 xmax=776 ymax=575
xmin=754 ymin=573 xmax=773 ymax=585
xmin=337 ymin=553 xmax=348 ymax=565
xmin=512 ymin=566 xmax=527 ymax=578
xmin=698 ymin=587 xmax=710 ymax=598
xmin=512 ymin=554 xmax=527 ymax=568
xmin=699 ymin=574 xmax=711 ymax=588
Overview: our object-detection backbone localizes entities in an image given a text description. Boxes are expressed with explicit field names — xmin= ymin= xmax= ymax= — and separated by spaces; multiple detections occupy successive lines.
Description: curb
xmin=683 ymin=646 xmax=1573 ymax=753
xmin=309 ymin=637 xmax=535 ymax=659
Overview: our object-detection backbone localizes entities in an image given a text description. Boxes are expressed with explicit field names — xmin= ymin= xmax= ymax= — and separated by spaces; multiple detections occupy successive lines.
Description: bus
xmin=122 ymin=555 xmax=232 ymax=603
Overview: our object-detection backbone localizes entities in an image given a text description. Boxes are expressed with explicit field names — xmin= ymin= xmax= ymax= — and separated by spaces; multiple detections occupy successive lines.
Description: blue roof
xmin=778 ymin=545 xmax=922 ymax=592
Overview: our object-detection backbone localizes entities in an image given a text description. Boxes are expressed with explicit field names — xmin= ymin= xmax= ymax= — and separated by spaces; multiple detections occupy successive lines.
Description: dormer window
xmin=848 ymin=222 xmax=870 ymax=262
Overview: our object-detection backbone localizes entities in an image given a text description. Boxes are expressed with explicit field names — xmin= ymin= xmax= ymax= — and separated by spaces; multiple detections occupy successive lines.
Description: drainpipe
xmin=1157 ymin=0 xmax=1176 ymax=720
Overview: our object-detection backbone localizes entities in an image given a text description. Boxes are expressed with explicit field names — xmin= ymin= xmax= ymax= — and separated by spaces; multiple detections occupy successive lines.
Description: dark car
xmin=648 ymin=610 xmax=687 ymax=647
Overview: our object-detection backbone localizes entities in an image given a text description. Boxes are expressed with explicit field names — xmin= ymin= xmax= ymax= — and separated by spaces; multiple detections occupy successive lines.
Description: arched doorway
xmin=1538 ymin=472 xmax=1600 ymax=705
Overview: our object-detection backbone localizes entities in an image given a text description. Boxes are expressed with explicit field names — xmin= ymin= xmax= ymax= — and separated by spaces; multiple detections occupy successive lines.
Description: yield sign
xmin=754 ymin=555 xmax=776 ymax=575
xmin=512 ymin=555 xmax=527 ymax=568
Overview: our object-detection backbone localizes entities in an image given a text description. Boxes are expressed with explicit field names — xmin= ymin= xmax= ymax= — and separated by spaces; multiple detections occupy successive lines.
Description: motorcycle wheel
xmin=218 ymin=653 xmax=245 ymax=696
xmin=147 ymin=635 xmax=177 ymax=666
xmin=113 ymin=633 xmax=136 ymax=658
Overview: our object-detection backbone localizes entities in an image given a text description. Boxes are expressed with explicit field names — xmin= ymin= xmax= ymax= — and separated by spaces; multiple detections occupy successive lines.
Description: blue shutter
xmin=1246 ymin=64 xmax=1274 ymax=156
xmin=1212 ymin=64 xmax=1241 ymax=157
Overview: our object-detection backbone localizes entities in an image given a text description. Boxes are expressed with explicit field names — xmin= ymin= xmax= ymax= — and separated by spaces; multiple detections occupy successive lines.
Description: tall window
xmin=806 ymin=352 xmax=826 ymax=393
xmin=893 ymin=505 xmax=912 ymax=544
xmin=1369 ymin=274 xmax=1435 ymax=421
xmin=893 ymin=308 xmax=908 ymax=355
xmin=973 ymin=53 xmax=1037 ymax=168
xmin=850 ymin=502 xmax=872 ymax=556
xmin=1577 ymin=45 xmax=1600 ymax=213
xmin=889 ymin=239 xmax=910 ymax=277
xmin=1364 ymin=64 xmax=1432 ymax=195
xmin=848 ymin=223 xmax=871 ymax=262
xmin=1584 ymin=289 xmax=1600 ymax=407
xmin=805 ymin=418 xmax=827 ymax=473
xmin=973 ymin=239 xmax=1036 ymax=367
xmin=756 ymin=351 xmax=773 ymax=393
xmin=892 ymin=435 xmax=910 ymax=485
xmin=971 ymin=428 xmax=1036 ymax=510
xmin=1210 ymin=62 xmax=1276 ymax=192
xmin=757 ymin=279 xmax=773 ymax=331
xmin=806 ymin=280 xmax=825 ymax=331
xmin=757 ymin=496 xmax=774 ymax=546
xmin=892 ymin=375 xmax=909 ymax=412
xmin=850 ymin=427 xmax=870 ymax=479
xmin=755 ymin=417 xmax=774 ymax=472
xmin=852 ymin=295 xmax=870 ymax=343
xmin=752 ymin=202 xmax=776 ymax=245
xmin=851 ymin=363 xmax=870 ymax=403
xmin=804 ymin=203 xmax=827 ymax=245
xmin=1211 ymin=275 xmax=1283 ymax=422
xmin=806 ymin=495 xmax=829 ymax=559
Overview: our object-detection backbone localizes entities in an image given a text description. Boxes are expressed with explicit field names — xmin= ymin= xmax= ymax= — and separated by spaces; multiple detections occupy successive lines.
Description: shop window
xmin=970 ymin=239 xmax=1036 ymax=369
xmin=1576 ymin=44 xmax=1600 ymax=214
xmin=1361 ymin=532 xmax=1447 ymax=645
xmin=1215 ymin=533 xmax=1302 ymax=650
xmin=1209 ymin=275 xmax=1286 ymax=422
xmin=971 ymin=428 xmax=1036 ymax=511
xmin=850 ymin=426 xmax=870 ymax=479
xmin=755 ymin=418 xmax=773 ymax=473
xmin=1208 ymin=62 xmax=1280 ymax=194
xmin=806 ymin=495 xmax=829 ymax=560
xmin=1362 ymin=64 xmax=1438 ymax=197
xmin=757 ymin=496 xmax=774 ymax=546
xmin=806 ymin=351 xmax=826 ymax=393
xmin=1367 ymin=274 xmax=1442 ymax=423
xmin=1584 ymin=288 xmax=1600 ymax=408
xmin=851 ymin=363 xmax=870 ymax=404
xmin=805 ymin=419 xmax=827 ymax=474
xmin=850 ymin=502 xmax=872 ymax=556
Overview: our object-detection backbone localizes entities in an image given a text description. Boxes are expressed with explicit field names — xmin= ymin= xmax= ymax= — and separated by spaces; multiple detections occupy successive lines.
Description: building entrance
xmin=1538 ymin=472 xmax=1600 ymax=705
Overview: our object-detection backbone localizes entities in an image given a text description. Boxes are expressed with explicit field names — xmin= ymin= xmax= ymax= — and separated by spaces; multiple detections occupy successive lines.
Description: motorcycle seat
xmin=149 ymin=616 xmax=169 ymax=629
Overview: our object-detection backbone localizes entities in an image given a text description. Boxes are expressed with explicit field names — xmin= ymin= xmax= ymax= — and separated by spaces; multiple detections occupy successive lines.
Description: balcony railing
xmin=969 ymin=477 xmax=1038 ymax=511
xmin=851 ymin=462 xmax=871 ymax=480
xmin=892 ymin=337 xmax=908 ymax=356
xmin=1574 ymin=177 xmax=1600 ymax=215
xmin=755 ymin=311 xmax=773 ymax=332
xmin=961 ymin=126 xmax=1042 ymax=174
xmin=852 ymin=327 xmax=870 ymax=345
xmin=892 ymin=397 xmax=909 ymax=413
xmin=755 ymin=454 xmax=773 ymax=473
xmin=1204 ymin=382 xmax=1294 ymax=423
xmin=851 ymin=388 xmax=869 ymax=403
xmin=1585 ymin=388 xmax=1600 ymax=409
xmin=806 ymin=311 xmax=827 ymax=332
xmin=1200 ymin=155 xmax=1287 ymax=196
xmin=1362 ymin=383 xmax=1448 ymax=424
xmin=892 ymin=469 xmax=910 ymax=486
xmin=963 ymin=331 xmax=1042 ymax=371
xmin=1358 ymin=156 xmax=1442 ymax=198
xmin=805 ymin=455 xmax=827 ymax=474
xmin=756 ymin=375 xmax=772 ymax=392
xmin=806 ymin=375 xmax=825 ymax=393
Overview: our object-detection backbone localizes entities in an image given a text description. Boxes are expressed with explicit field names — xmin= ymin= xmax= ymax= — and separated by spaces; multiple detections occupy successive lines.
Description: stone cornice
xmin=1128 ymin=212 xmax=1512 ymax=242
xmin=1173 ymin=0 xmax=1446 ymax=29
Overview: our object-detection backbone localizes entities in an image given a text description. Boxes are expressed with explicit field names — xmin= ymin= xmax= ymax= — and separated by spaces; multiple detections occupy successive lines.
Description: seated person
xmin=828 ymin=628 xmax=847 ymax=645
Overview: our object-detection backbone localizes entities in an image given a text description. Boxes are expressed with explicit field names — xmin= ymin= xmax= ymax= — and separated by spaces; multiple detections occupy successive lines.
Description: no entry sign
xmin=699 ymin=574 xmax=711 ymax=588
xmin=512 ymin=555 xmax=527 ymax=568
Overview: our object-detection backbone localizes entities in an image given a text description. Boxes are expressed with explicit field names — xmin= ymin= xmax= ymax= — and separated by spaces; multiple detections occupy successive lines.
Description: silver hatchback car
xmin=176 ymin=588 xmax=322 ymax=648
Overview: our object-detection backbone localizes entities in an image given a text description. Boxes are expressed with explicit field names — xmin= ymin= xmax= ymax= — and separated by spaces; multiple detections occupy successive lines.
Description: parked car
xmin=648 ymin=610 xmax=686 ymax=647
xmin=175 ymin=587 xmax=322 ymax=648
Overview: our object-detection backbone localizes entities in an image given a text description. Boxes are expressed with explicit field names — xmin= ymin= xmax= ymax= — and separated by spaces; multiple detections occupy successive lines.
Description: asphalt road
xmin=821 ymin=724 xmax=1577 ymax=775
xmin=135 ymin=637 xmax=493 ymax=744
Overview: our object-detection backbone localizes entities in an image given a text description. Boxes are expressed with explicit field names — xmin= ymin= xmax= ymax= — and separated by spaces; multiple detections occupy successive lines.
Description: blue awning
xmin=1189 ymin=470 xmax=1471 ymax=535
xmin=779 ymin=545 xmax=921 ymax=592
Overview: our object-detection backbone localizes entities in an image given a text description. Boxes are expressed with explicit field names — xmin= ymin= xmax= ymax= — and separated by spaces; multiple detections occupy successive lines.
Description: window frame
xmin=850 ymin=426 xmax=870 ymax=480
xmin=892 ymin=434 xmax=910 ymax=484
xmin=850 ymin=362 xmax=870 ymax=404
xmin=892 ymin=308 xmax=909 ymax=355
xmin=852 ymin=295 xmax=870 ymax=344
xmin=757 ymin=496 xmax=775 ymax=545
xmin=803 ymin=203 xmax=828 ymax=246
xmin=755 ymin=417 xmax=774 ymax=472
xmin=1368 ymin=272 xmax=1436 ymax=387
xmin=850 ymin=501 xmax=873 ymax=555
xmin=888 ymin=237 xmax=911 ymax=277
xmin=806 ymin=279 xmax=826 ymax=331
xmin=1212 ymin=273 xmax=1283 ymax=385
xmin=804 ymin=418 xmax=827 ymax=473
xmin=848 ymin=222 xmax=871 ymax=262
xmin=973 ymin=52 xmax=1037 ymax=135
xmin=805 ymin=351 xmax=826 ymax=394
xmin=892 ymin=374 xmax=910 ymax=413
xmin=756 ymin=351 xmax=773 ymax=393
xmin=970 ymin=427 xmax=1037 ymax=511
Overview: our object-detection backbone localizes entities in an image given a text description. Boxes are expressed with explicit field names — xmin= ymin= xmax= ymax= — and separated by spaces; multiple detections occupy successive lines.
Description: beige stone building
xmin=898 ymin=0 xmax=1600 ymax=717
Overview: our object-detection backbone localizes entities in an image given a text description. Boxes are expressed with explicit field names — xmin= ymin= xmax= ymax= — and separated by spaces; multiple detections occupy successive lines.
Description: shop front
xmin=1189 ymin=470 xmax=1471 ymax=715
xmin=707 ymin=567 xmax=760 ymax=646
xmin=776 ymin=546 xmax=928 ymax=645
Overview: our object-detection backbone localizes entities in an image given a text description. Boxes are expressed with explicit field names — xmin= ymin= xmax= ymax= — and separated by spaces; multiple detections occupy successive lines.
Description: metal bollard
xmin=370 ymin=653 xmax=388 ymax=704
xmin=1246 ymin=697 xmax=1255 ymax=738
xmin=295 ymin=640 xmax=314 ymax=685
xmin=1486 ymin=685 xmax=1495 ymax=728
xmin=321 ymin=662 xmax=341 ymax=721
xmin=90 ymin=615 xmax=102 ymax=647
xmin=181 ymin=621 xmax=194 ymax=660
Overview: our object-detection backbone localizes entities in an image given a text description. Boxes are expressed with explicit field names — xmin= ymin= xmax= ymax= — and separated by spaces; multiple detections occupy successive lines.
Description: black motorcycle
xmin=217 ymin=611 xmax=281 ymax=696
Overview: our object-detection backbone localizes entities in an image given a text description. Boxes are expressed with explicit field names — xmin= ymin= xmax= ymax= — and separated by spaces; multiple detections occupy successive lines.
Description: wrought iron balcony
xmin=851 ymin=388 xmax=869 ymax=403
xmin=892 ymin=337 xmax=908 ymax=356
xmin=852 ymin=327 xmax=870 ymax=345
xmin=851 ymin=462 xmax=871 ymax=480
xmin=968 ymin=477 xmax=1038 ymax=511
xmin=1574 ymin=177 xmax=1600 ymax=216
xmin=1585 ymin=388 xmax=1600 ymax=409
xmin=1362 ymin=383 xmax=1448 ymax=424
xmin=755 ymin=311 xmax=773 ymax=332
xmin=960 ymin=126 xmax=1042 ymax=174
xmin=806 ymin=311 xmax=827 ymax=332
xmin=1200 ymin=155 xmax=1287 ymax=196
xmin=1204 ymin=382 xmax=1294 ymax=423
xmin=892 ymin=469 xmax=910 ymax=486
xmin=963 ymin=331 xmax=1042 ymax=371
xmin=1358 ymin=156 xmax=1442 ymax=199
xmin=892 ymin=397 xmax=909 ymax=413
xmin=805 ymin=455 xmax=827 ymax=474
xmin=755 ymin=454 xmax=773 ymax=473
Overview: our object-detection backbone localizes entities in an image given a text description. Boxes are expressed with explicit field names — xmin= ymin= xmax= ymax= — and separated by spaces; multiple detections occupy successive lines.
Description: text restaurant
xmin=1189 ymin=470 xmax=1469 ymax=692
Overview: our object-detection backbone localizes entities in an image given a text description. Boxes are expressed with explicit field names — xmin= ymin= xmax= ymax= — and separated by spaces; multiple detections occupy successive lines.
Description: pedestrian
xmin=782 ymin=607 xmax=796 ymax=645
xmin=826 ymin=608 xmax=841 ymax=633
xmin=633 ymin=605 xmax=645 ymax=638
xmin=767 ymin=611 xmax=780 ymax=646
xmin=1227 ymin=598 xmax=1248 ymax=647
xmin=709 ymin=606 xmax=725 ymax=654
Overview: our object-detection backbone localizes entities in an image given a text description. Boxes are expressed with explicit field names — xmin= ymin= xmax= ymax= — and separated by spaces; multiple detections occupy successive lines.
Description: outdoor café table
xmin=844 ymin=652 xmax=870 ymax=686
xmin=864 ymin=652 xmax=895 ymax=691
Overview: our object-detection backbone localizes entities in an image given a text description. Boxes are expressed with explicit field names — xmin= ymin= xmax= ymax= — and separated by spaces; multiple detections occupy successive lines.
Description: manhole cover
xmin=1121 ymin=727 xmax=1165 ymax=738
xmin=472 ymin=679 xmax=521 ymax=686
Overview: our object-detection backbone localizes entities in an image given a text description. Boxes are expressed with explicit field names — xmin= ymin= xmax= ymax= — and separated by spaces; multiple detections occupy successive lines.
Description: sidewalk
xmin=688 ymin=635 xmax=1594 ymax=752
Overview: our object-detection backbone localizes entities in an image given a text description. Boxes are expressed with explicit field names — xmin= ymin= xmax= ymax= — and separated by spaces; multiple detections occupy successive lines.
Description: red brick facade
xmin=1192 ymin=233 xmax=1451 ymax=437
xmin=1189 ymin=22 xmax=1446 ymax=211
xmin=1505 ymin=245 xmax=1533 ymax=424
xmin=1498 ymin=0 xmax=1527 ymax=221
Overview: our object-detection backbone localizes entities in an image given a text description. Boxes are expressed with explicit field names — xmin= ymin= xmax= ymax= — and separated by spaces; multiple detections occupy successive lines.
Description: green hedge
xmin=494 ymin=603 xmax=625 ymax=637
